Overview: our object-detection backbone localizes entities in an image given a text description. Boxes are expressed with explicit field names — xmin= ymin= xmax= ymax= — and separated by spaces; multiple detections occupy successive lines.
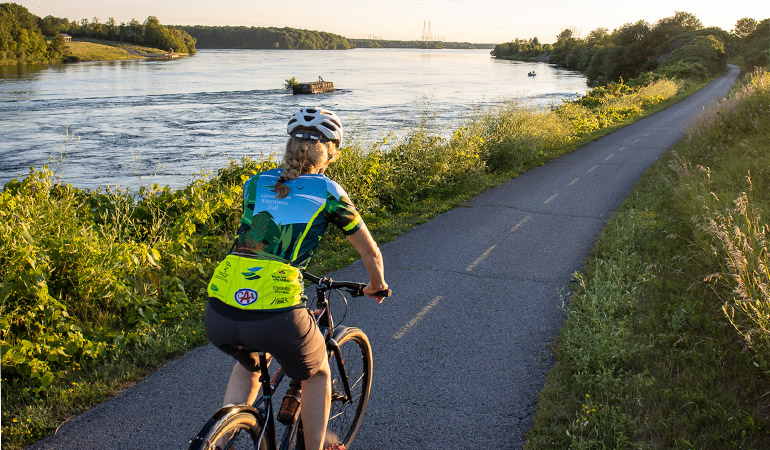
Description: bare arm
xmin=346 ymin=223 xmax=388 ymax=302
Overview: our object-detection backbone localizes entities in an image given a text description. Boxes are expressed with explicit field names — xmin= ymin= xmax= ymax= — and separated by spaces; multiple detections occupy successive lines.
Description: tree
xmin=732 ymin=18 xmax=758 ymax=39
xmin=0 ymin=3 xmax=55 ymax=64
xmin=556 ymin=28 xmax=575 ymax=43
xmin=38 ymin=15 xmax=68 ymax=36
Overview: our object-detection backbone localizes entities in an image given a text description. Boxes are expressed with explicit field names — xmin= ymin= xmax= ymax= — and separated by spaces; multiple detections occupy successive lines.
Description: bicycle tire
xmin=326 ymin=327 xmax=373 ymax=449
xmin=188 ymin=404 xmax=271 ymax=450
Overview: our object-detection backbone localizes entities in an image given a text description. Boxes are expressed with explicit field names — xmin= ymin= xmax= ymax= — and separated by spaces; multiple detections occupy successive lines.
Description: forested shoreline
xmin=492 ymin=12 xmax=769 ymax=86
xmin=176 ymin=25 xmax=352 ymax=50
xmin=0 ymin=2 xmax=196 ymax=65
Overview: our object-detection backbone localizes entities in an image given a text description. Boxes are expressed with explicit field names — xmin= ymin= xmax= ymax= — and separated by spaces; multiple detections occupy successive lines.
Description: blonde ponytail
xmin=273 ymin=137 xmax=339 ymax=199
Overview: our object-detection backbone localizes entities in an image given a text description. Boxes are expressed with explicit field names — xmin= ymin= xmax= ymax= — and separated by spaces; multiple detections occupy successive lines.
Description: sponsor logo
xmin=210 ymin=284 xmax=219 ymax=292
xmin=241 ymin=266 xmax=263 ymax=281
xmin=234 ymin=288 xmax=258 ymax=306
xmin=272 ymin=286 xmax=293 ymax=294
xmin=271 ymin=274 xmax=293 ymax=283
xmin=271 ymin=297 xmax=290 ymax=305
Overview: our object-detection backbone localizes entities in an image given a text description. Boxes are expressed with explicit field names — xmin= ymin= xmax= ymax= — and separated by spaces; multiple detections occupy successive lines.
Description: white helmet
xmin=287 ymin=107 xmax=343 ymax=146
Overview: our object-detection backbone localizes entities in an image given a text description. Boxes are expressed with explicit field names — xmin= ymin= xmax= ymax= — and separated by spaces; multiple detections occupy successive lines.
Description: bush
xmin=656 ymin=61 xmax=708 ymax=80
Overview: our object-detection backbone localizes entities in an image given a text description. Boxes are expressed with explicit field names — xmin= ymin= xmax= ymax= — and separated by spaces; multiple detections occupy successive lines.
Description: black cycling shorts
xmin=204 ymin=299 xmax=326 ymax=381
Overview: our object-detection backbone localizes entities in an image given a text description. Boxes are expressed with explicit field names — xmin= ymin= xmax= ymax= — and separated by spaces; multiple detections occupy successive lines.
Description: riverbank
xmin=525 ymin=69 xmax=770 ymax=448
xmin=0 ymin=76 xmax=699 ymax=449
xmin=64 ymin=39 xmax=187 ymax=62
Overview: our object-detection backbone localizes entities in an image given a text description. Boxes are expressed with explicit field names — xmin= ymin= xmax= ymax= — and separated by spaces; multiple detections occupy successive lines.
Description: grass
xmin=0 ymin=75 xmax=703 ymax=449
xmin=525 ymin=69 xmax=770 ymax=449
xmin=64 ymin=39 xmax=175 ymax=62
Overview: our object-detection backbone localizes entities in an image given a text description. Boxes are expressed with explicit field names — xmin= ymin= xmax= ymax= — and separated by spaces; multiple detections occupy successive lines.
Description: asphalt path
xmin=28 ymin=66 xmax=739 ymax=450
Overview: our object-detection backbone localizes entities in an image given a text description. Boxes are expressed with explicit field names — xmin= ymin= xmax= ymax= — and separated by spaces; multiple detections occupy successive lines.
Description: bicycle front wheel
xmin=189 ymin=404 xmax=271 ymax=450
xmin=327 ymin=327 xmax=373 ymax=449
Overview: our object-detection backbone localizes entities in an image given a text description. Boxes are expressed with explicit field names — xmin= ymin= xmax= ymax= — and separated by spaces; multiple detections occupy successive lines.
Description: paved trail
xmin=28 ymin=66 xmax=739 ymax=449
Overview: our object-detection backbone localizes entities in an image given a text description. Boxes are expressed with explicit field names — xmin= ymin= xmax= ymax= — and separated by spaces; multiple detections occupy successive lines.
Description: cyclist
xmin=204 ymin=107 xmax=388 ymax=450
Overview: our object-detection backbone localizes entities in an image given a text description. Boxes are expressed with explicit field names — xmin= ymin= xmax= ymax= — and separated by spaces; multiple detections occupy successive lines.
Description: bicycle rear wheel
xmin=326 ymin=327 xmax=373 ymax=449
xmin=189 ymin=404 xmax=271 ymax=450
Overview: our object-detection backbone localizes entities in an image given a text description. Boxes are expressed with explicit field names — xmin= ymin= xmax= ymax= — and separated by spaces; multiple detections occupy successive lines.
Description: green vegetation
xmin=284 ymin=76 xmax=298 ymax=90
xmin=525 ymin=69 xmax=770 ymax=448
xmin=1 ymin=3 xmax=196 ymax=65
xmin=728 ymin=18 xmax=770 ymax=70
xmin=176 ymin=25 xmax=352 ymax=50
xmin=63 ymin=40 xmax=175 ymax=62
xmin=42 ymin=14 xmax=196 ymax=55
xmin=0 ymin=76 xmax=689 ymax=449
xmin=0 ymin=3 xmax=65 ymax=65
xmin=493 ymin=12 xmax=769 ymax=85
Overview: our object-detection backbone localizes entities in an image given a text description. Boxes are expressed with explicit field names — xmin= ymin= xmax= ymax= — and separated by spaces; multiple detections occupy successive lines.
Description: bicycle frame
xmin=243 ymin=280 xmax=355 ymax=450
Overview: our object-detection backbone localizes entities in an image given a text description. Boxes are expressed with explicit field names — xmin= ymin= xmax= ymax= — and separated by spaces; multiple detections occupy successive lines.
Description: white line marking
xmin=544 ymin=193 xmax=559 ymax=204
xmin=511 ymin=215 xmax=532 ymax=232
xmin=568 ymin=178 xmax=580 ymax=187
xmin=605 ymin=154 xmax=615 ymax=161
xmin=631 ymin=138 xmax=640 ymax=144
xmin=587 ymin=165 xmax=599 ymax=173
xmin=466 ymin=245 xmax=496 ymax=272
xmin=618 ymin=146 xmax=626 ymax=152
xmin=393 ymin=296 xmax=442 ymax=339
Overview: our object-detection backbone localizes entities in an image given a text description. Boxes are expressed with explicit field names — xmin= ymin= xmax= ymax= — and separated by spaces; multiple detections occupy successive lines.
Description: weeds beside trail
xmin=1 ymin=77 xmax=688 ymax=448
xmin=526 ymin=69 xmax=770 ymax=449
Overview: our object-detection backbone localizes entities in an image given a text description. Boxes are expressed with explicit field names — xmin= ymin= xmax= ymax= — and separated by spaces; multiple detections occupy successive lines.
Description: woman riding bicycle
xmin=204 ymin=107 xmax=388 ymax=450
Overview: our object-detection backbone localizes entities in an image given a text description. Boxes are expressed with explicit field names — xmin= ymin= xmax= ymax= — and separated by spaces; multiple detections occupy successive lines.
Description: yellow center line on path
xmin=393 ymin=296 xmax=443 ymax=340
xmin=511 ymin=215 xmax=532 ymax=232
xmin=544 ymin=193 xmax=559 ymax=204
xmin=466 ymin=245 xmax=497 ymax=272
xmin=587 ymin=165 xmax=599 ymax=173
xmin=605 ymin=154 xmax=615 ymax=161
xmin=568 ymin=178 xmax=580 ymax=187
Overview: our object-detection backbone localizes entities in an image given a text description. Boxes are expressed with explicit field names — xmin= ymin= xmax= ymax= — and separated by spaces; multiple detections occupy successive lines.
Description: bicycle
xmin=188 ymin=273 xmax=391 ymax=450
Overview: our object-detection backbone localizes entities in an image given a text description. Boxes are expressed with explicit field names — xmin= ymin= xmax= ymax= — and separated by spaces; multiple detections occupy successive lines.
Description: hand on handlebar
xmin=364 ymin=282 xmax=390 ymax=304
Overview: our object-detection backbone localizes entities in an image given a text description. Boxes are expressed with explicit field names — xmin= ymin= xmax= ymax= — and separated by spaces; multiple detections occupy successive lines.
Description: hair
xmin=273 ymin=136 xmax=340 ymax=199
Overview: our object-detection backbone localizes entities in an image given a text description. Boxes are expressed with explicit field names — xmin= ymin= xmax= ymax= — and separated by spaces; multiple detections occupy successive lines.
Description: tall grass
xmin=0 ymin=77 xmax=683 ymax=449
xmin=685 ymin=69 xmax=770 ymax=370
xmin=526 ymin=69 xmax=770 ymax=449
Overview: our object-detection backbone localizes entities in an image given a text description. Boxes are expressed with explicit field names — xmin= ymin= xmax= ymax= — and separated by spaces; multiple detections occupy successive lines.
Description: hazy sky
xmin=14 ymin=0 xmax=770 ymax=43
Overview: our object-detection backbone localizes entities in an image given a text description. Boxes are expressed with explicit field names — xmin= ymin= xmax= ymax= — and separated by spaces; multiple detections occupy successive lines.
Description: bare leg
xmin=300 ymin=357 xmax=331 ymax=450
xmin=222 ymin=361 xmax=261 ymax=406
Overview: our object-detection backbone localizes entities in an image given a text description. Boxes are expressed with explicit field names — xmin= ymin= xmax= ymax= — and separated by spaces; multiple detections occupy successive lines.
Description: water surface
xmin=0 ymin=49 xmax=587 ymax=190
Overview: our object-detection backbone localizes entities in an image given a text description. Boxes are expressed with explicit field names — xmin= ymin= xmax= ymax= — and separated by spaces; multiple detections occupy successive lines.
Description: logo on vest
xmin=234 ymin=288 xmax=258 ymax=306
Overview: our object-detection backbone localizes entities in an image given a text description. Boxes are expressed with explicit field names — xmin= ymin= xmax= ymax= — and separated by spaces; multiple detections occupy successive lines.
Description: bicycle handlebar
xmin=303 ymin=272 xmax=392 ymax=298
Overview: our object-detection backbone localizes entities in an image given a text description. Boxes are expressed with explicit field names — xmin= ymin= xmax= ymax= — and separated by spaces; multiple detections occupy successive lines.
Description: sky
xmin=13 ymin=0 xmax=770 ymax=44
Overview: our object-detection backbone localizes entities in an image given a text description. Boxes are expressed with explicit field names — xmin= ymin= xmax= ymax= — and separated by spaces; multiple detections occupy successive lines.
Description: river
xmin=0 ymin=48 xmax=588 ymax=190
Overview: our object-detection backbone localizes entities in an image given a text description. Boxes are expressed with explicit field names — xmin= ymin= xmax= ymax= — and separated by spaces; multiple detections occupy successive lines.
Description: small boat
xmin=528 ymin=71 xmax=536 ymax=77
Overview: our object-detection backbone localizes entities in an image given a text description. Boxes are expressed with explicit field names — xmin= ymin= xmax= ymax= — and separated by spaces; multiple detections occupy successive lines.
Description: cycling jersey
xmin=207 ymin=168 xmax=362 ymax=311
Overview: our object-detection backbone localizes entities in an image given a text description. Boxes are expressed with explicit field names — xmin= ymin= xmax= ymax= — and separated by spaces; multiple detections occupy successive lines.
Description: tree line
xmin=176 ymin=25 xmax=353 ymax=50
xmin=492 ymin=12 xmax=769 ymax=85
xmin=0 ymin=2 xmax=196 ymax=65
xmin=40 ymin=15 xmax=196 ymax=54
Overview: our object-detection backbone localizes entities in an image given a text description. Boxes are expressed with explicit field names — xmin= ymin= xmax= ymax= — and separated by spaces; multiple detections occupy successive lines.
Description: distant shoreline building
xmin=59 ymin=33 xmax=72 ymax=42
